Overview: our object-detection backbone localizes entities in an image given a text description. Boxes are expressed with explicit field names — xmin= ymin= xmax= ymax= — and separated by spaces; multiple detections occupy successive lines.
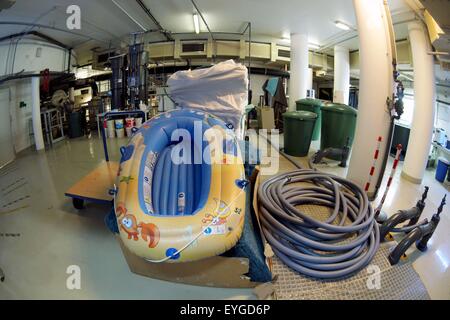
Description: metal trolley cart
xmin=65 ymin=110 xmax=146 ymax=209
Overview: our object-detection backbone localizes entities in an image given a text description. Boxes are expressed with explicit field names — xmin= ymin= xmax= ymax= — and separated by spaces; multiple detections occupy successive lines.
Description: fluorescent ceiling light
xmin=193 ymin=13 xmax=200 ymax=34
xmin=335 ymin=21 xmax=351 ymax=31
xmin=308 ymin=43 xmax=320 ymax=50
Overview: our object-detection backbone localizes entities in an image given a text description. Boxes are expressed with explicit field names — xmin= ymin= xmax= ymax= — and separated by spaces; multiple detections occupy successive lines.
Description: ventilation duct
xmin=180 ymin=41 xmax=207 ymax=56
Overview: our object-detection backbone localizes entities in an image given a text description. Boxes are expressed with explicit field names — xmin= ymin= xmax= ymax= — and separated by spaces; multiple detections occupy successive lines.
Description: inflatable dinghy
xmin=115 ymin=109 xmax=246 ymax=262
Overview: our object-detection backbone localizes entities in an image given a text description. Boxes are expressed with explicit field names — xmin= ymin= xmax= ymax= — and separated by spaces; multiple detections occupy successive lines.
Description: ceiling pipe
xmin=248 ymin=22 xmax=252 ymax=91
xmin=318 ymin=17 xmax=417 ymax=53
xmin=5 ymin=6 xmax=59 ymax=75
xmin=189 ymin=0 xmax=215 ymax=41
xmin=0 ymin=30 xmax=70 ymax=49
xmin=0 ymin=21 xmax=118 ymax=46
xmin=170 ymin=25 xmax=250 ymax=37
xmin=146 ymin=63 xmax=288 ymax=78
xmin=111 ymin=0 xmax=147 ymax=31
xmin=135 ymin=0 xmax=173 ymax=41
xmin=317 ymin=7 xmax=418 ymax=53
xmin=428 ymin=51 xmax=449 ymax=56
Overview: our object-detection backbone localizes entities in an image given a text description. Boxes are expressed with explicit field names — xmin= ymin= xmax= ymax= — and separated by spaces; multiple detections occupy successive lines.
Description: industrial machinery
xmin=108 ymin=40 xmax=149 ymax=111
xmin=109 ymin=53 xmax=128 ymax=110
xmin=388 ymin=195 xmax=446 ymax=265
xmin=128 ymin=42 xmax=149 ymax=109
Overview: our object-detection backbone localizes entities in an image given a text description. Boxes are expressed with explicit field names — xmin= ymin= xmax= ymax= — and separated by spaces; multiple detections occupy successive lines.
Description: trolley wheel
xmin=73 ymin=198 xmax=85 ymax=210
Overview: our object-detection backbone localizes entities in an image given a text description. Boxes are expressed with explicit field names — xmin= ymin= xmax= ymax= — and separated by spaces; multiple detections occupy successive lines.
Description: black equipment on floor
xmin=388 ymin=195 xmax=446 ymax=265
xmin=309 ymin=138 xmax=351 ymax=168
xmin=379 ymin=186 xmax=429 ymax=239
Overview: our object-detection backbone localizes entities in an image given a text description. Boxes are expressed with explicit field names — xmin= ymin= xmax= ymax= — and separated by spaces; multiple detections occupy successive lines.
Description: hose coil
xmin=258 ymin=169 xmax=380 ymax=279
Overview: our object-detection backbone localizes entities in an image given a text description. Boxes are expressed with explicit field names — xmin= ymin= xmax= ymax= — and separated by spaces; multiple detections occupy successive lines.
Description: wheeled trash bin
xmin=296 ymin=98 xmax=324 ymax=141
xmin=320 ymin=103 xmax=357 ymax=160
xmin=283 ymin=111 xmax=317 ymax=157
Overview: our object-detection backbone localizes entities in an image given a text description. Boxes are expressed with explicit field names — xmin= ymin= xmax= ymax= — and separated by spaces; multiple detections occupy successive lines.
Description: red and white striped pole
xmin=375 ymin=144 xmax=403 ymax=218
xmin=365 ymin=136 xmax=383 ymax=192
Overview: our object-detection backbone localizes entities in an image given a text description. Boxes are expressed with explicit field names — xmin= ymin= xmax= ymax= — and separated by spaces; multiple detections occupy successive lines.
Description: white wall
xmin=11 ymin=79 xmax=34 ymax=152
xmin=436 ymin=102 xmax=450 ymax=134
xmin=0 ymin=87 xmax=15 ymax=167
xmin=0 ymin=79 xmax=34 ymax=153
xmin=0 ymin=38 xmax=77 ymax=153
xmin=0 ymin=39 xmax=76 ymax=76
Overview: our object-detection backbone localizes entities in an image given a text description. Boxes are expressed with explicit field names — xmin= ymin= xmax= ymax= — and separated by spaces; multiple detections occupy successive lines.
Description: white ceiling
xmin=147 ymin=0 xmax=411 ymax=44
xmin=0 ymin=0 xmax=413 ymax=58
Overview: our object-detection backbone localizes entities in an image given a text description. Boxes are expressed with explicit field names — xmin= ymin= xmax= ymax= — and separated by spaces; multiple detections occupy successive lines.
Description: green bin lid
xmin=321 ymin=102 xmax=357 ymax=115
xmin=296 ymin=98 xmax=325 ymax=107
xmin=283 ymin=111 xmax=317 ymax=121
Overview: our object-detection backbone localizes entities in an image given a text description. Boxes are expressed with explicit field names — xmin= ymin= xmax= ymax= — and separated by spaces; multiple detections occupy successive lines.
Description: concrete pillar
xmin=347 ymin=0 xmax=395 ymax=196
xmin=32 ymin=76 xmax=45 ymax=151
xmin=333 ymin=46 xmax=350 ymax=104
xmin=288 ymin=32 xmax=309 ymax=110
xmin=401 ymin=21 xmax=436 ymax=184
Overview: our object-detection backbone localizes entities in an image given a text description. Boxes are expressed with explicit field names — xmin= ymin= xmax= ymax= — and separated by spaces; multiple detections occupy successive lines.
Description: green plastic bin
xmin=320 ymin=103 xmax=357 ymax=160
xmin=283 ymin=111 xmax=317 ymax=157
xmin=296 ymin=98 xmax=324 ymax=141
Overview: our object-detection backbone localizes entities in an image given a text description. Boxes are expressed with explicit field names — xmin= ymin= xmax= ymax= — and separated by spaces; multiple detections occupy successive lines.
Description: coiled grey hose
xmin=258 ymin=169 xmax=380 ymax=280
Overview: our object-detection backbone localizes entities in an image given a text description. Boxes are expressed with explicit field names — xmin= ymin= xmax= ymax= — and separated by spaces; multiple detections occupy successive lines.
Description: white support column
xmin=401 ymin=21 xmax=436 ymax=184
xmin=31 ymin=76 xmax=45 ymax=151
xmin=288 ymin=32 xmax=309 ymax=110
xmin=333 ymin=45 xmax=350 ymax=104
xmin=347 ymin=0 xmax=394 ymax=195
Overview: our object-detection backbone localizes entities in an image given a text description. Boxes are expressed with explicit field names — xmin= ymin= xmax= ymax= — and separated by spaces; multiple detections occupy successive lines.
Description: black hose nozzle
xmin=421 ymin=186 xmax=429 ymax=203
xmin=436 ymin=195 xmax=446 ymax=217
xmin=406 ymin=186 xmax=429 ymax=227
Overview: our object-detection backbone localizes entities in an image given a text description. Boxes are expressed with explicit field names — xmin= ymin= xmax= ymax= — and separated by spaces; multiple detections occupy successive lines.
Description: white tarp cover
xmin=167 ymin=60 xmax=248 ymax=132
